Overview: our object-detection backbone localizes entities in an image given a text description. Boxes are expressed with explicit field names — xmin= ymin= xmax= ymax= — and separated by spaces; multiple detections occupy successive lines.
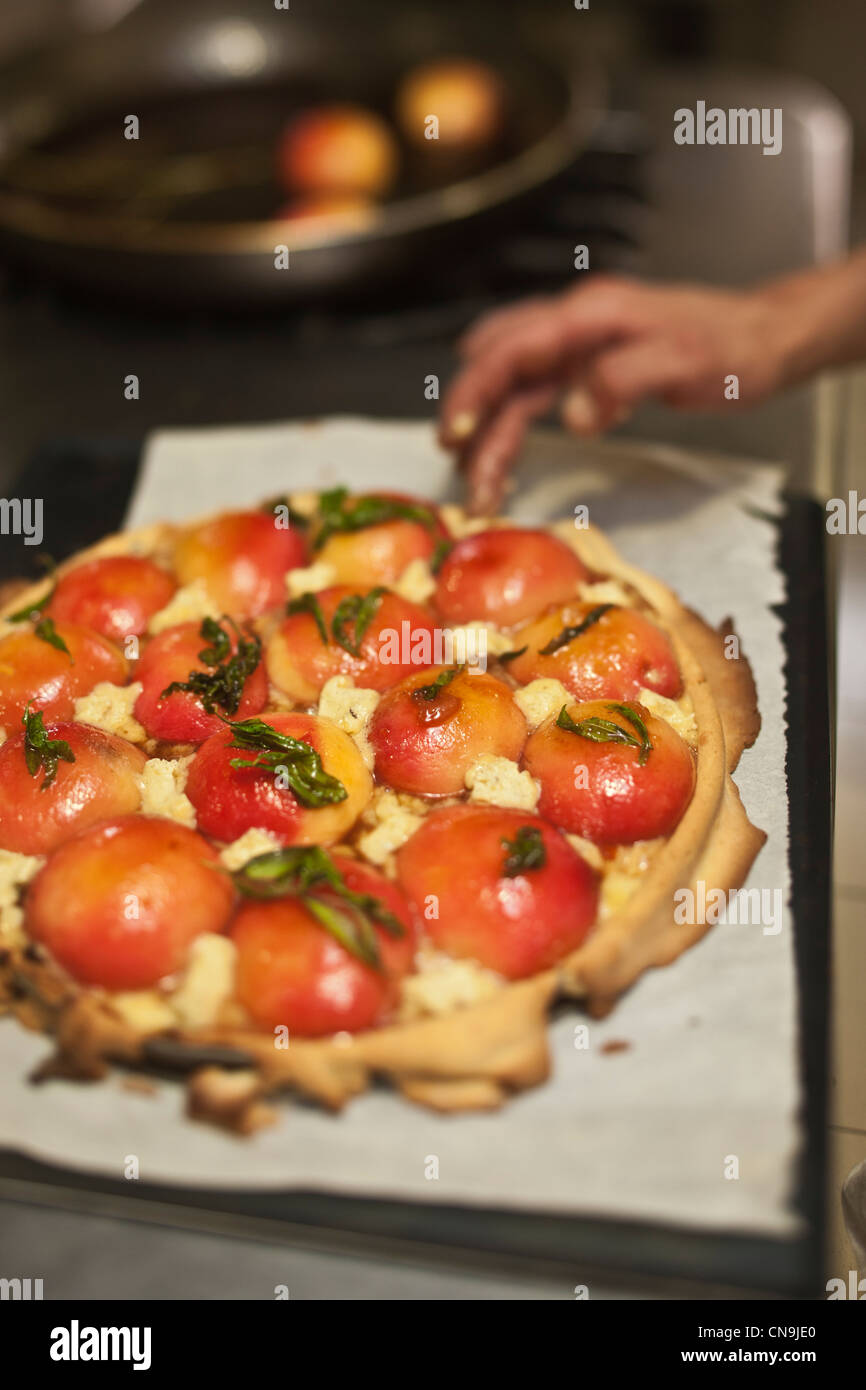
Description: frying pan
xmin=0 ymin=0 xmax=604 ymax=307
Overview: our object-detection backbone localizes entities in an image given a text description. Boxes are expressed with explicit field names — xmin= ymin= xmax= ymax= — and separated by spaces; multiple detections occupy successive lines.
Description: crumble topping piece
xmin=218 ymin=827 xmax=282 ymax=872
xmin=73 ymin=682 xmax=146 ymax=743
xmin=578 ymin=579 xmax=633 ymax=607
xmin=399 ymin=945 xmax=503 ymax=1021
xmin=392 ymin=557 xmax=435 ymax=604
xmin=356 ymin=788 xmax=426 ymax=867
xmin=138 ymin=755 xmax=196 ymax=827
xmin=0 ymin=848 xmax=44 ymax=947
xmin=170 ymin=933 xmax=237 ymax=1030
xmin=317 ymin=675 xmax=380 ymax=771
xmin=637 ymin=687 xmax=698 ymax=746
xmin=147 ymin=579 xmax=220 ymax=635
xmin=285 ymin=561 xmax=336 ymax=598
xmin=465 ymin=754 xmax=540 ymax=811
xmin=513 ymin=677 xmax=573 ymax=731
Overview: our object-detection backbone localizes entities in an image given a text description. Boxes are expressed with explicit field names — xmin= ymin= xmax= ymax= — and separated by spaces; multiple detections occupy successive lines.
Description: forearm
xmin=757 ymin=247 xmax=866 ymax=387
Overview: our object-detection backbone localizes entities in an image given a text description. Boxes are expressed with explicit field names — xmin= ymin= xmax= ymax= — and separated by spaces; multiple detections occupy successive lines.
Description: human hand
xmin=439 ymin=275 xmax=795 ymax=513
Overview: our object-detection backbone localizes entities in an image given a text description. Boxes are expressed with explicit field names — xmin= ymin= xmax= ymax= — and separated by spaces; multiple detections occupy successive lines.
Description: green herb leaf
xmin=287 ymin=592 xmax=329 ymax=646
xmin=21 ymin=703 xmax=75 ymax=789
xmin=33 ymin=617 xmax=71 ymax=660
xmin=539 ymin=604 xmax=614 ymax=656
xmin=8 ymin=585 xmax=55 ymax=623
xmin=161 ymin=620 xmax=261 ymax=716
xmin=233 ymin=845 xmax=404 ymax=970
xmin=556 ymin=701 xmax=653 ymax=765
xmin=411 ymin=666 xmax=460 ymax=702
xmin=223 ymin=717 xmax=348 ymax=807
xmin=312 ymin=487 xmax=439 ymax=552
xmin=331 ymin=586 xmax=386 ymax=656
xmin=500 ymin=825 xmax=547 ymax=877
xmin=197 ymin=615 xmax=233 ymax=666
xmin=430 ymin=537 xmax=453 ymax=574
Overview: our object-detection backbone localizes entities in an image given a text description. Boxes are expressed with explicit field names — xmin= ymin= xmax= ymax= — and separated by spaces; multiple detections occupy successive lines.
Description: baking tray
xmin=0 ymin=437 xmax=832 ymax=1297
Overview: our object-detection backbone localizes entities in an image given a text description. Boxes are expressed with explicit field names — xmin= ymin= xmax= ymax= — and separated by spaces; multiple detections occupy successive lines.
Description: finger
xmin=458 ymin=296 xmax=556 ymax=360
xmin=440 ymin=284 xmax=637 ymax=450
xmin=582 ymin=339 xmax=690 ymax=428
xmin=462 ymin=381 xmax=558 ymax=516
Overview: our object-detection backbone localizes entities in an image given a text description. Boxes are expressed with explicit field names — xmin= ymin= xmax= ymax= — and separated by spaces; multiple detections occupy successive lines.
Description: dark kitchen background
xmin=0 ymin=0 xmax=863 ymax=1296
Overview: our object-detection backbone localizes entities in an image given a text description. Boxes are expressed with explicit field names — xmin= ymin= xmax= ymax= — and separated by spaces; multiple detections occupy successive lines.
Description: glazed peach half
xmin=368 ymin=665 xmax=526 ymax=796
xmin=0 ymin=622 xmax=127 ymax=727
xmin=232 ymin=854 xmax=415 ymax=1036
xmin=25 ymin=816 xmax=234 ymax=990
xmin=0 ymin=714 xmax=146 ymax=855
xmin=278 ymin=105 xmax=398 ymax=199
xmin=134 ymin=619 xmax=267 ymax=743
xmin=46 ymin=555 xmax=176 ymax=645
xmin=505 ymin=601 xmax=682 ymax=701
xmin=173 ymin=509 xmax=306 ymax=619
xmin=397 ymin=805 xmax=598 ymax=979
xmin=266 ymin=585 xmax=440 ymax=702
xmin=186 ymin=712 xmax=372 ymax=846
xmin=434 ymin=527 xmax=588 ymax=627
xmin=523 ymin=699 xmax=696 ymax=845
xmin=311 ymin=488 xmax=448 ymax=587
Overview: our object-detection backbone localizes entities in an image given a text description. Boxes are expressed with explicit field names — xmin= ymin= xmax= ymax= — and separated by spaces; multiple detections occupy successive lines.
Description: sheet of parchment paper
xmin=0 ymin=418 xmax=799 ymax=1236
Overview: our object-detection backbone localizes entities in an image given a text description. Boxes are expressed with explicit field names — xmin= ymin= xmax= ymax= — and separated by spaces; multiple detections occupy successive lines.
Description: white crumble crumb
xmin=287 ymin=489 xmax=320 ymax=519
xmin=169 ymin=933 xmax=237 ymax=1030
xmin=565 ymin=834 xmax=605 ymax=874
xmin=439 ymin=504 xmax=491 ymax=538
xmin=107 ymin=990 xmax=176 ymax=1034
xmin=392 ymin=557 xmax=435 ymax=604
xmin=285 ymin=561 xmax=336 ymax=598
xmin=0 ymin=849 xmax=44 ymax=947
xmin=465 ymin=754 xmax=540 ymax=811
xmin=318 ymin=675 xmax=380 ymax=771
xmin=399 ymin=945 xmax=503 ymax=1021
xmin=513 ymin=678 xmax=572 ymax=731
xmin=638 ymin=687 xmax=697 ymax=745
xmin=147 ymin=579 xmax=219 ymax=635
xmin=219 ymin=827 xmax=282 ymax=872
xmin=138 ymin=754 xmax=196 ymax=827
xmin=356 ymin=789 xmax=425 ymax=866
xmin=578 ymin=579 xmax=633 ymax=606
xmin=446 ymin=621 xmax=513 ymax=664
xmin=74 ymin=682 xmax=146 ymax=743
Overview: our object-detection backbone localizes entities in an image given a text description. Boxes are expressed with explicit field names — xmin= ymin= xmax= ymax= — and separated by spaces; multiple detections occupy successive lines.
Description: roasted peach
xmin=232 ymin=856 xmax=414 ymax=1035
xmin=25 ymin=816 xmax=234 ymax=989
xmin=396 ymin=805 xmax=597 ymax=978
xmin=312 ymin=489 xmax=447 ymax=587
xmin=506 ymin=602 xmax=682 ymax=701
xmin=134 ymin=620 xmax=267 ymax=743
xmin=0 ymin=623 xmax=128 ymax=727
xmin=396 ymin=59 xmax=504 ymax=149
xmin=523 ymin=699 xmax=696 ymax=844
xmin=46 ymin=556 xmax=176 ymax=644
xmin=368 ymin=665 xmax=526 ymax=796
xmin=278 ymin=105 xmax=398 ymax=198
xmin=0 ymin=718 xmax=146 ymax=855
xmin=186 ymin=713 xmax=372 ymax=846
xmin=266 ymin=585 xmax=440 ymax=702
xmin=434 ymin=528 xmax=587 ymax=626
xmin=173 ymin=510 xmax=306 ymax=619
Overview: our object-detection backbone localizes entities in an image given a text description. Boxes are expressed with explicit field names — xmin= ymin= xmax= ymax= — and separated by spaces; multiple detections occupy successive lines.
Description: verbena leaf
xmin=331 ymin=587 xmax=385 ymax=656
xmin=21 ymin=703 xmax=75 ymax=789
xmin=412 ymin=666 xmax=460 ymax=702
xmin=500 ymin=825 xmax=547 ymax=877
xmin=556 ymin=702 xmax=653 ymax=765
xmin=223 ymin=717 xmax=348 ymax=807
xmin=312 ymin=486 xmax=439 ymax=551
xmin=233 ymin=845 xmax=405 ymax=970
xmin=287 ymin=592 xmax=329 ymax=646
xmin=539 ymin=604 xmax=614 ymax=656
xmin=33 ymin=617 xmax=71 ymax=660
xmin=161 ymin=619 xmax=261 ymax=716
